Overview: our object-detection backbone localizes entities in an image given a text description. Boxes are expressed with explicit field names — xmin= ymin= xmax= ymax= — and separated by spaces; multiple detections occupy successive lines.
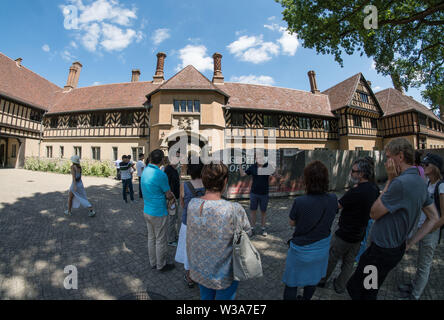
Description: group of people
xmin=64 ymin=137 xmax=444 ymax=300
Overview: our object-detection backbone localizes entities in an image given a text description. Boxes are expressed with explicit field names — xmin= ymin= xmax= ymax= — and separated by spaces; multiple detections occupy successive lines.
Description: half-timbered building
xmin=1 ymin=51 xmax=443 ymax=168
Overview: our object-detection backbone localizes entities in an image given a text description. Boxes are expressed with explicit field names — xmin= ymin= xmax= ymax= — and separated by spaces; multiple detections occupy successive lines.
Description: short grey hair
xmin=384 ymin=138 xmax=414 ymax=165
xmin=353 ymin=158 xmax=374 ymax=181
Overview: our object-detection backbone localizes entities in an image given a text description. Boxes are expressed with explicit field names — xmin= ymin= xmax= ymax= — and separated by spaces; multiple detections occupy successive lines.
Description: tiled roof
xmin=0 ymin=52 xmax=61 ymax=110
xmin=48 ymin=82 xmax=159 ymax=114
xmin=375 ymin=88 xmax=442 ymax=123
xmin=149 ymin=65 xmax=229 ymax=97
xmin=322 ymin=73 xmax=361 ymax=111
xmin=219 ymin=82 xmax=335 ymax=117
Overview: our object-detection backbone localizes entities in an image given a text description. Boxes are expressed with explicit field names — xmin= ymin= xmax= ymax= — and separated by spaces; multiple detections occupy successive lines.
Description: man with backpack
xmin=398 ymin=153 xmax=444 ymax=300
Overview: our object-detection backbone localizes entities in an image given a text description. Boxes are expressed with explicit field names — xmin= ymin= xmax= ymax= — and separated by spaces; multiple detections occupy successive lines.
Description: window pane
xmin=194 ymin=101 xmax=200 ymax=113
xmin=113 ymin=147 xmax=118 ymax=161
xmin=187 ymin=101 xmax=193 ymax=112
xmin=174 ymin=100 xmax=180 ymax=112
xmin=180 ymin=101 xmax=187 ymax=112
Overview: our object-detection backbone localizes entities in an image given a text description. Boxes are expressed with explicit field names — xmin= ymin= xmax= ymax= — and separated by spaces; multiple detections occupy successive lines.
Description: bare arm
xmin=338 ymin=202 xmax=343 ymax=210
xmin=407 ymin=203 xmax=439 ymax=249
xmin=369 ymin=181 xmax=391 ymax=220
xmin=289 ymin=219 xmax=296 ymax=227
xmin=433 ymin=194 xmax=444 ymax=231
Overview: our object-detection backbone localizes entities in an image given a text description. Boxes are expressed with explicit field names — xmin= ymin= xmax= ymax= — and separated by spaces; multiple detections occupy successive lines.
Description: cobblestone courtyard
xmin=0 ymin=169 xmax=443 ymax=300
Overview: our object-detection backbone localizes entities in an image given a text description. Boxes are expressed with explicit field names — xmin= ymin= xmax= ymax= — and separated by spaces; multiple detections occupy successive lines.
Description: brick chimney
xmin=64 ymin=62 xmax=83 ymax=90
xmin=15 ymin=58 xmax=23 ymax=67
xmin=212 ymin=53 xmax=224 ymax=84
xmin=308 ymin=70 xmax=320 ymax=94
xmin=131 ymin=69 xmax=141 ymax=82
xmin=153 ymin=52 xmax=166 ymax=84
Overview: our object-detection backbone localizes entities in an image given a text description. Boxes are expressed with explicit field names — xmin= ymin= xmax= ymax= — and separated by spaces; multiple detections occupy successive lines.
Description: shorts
xmin=250 ymin=193 xmax=269 ymax=212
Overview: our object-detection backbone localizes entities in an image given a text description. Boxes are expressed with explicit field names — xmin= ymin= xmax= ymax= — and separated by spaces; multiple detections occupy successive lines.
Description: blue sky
xmin=0 ymin=0 xmax=430 ymax=107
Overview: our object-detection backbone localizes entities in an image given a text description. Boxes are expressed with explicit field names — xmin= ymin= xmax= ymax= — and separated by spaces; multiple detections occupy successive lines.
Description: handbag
xmin=167 ymin=199 xmax=177 ymax=216
xmin=231 ymin=203 xmax=263 ymax=281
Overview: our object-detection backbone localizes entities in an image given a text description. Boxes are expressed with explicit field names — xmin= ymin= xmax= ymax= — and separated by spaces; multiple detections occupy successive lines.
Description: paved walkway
xmin=0 ymin=169 xmax=443 ymax=300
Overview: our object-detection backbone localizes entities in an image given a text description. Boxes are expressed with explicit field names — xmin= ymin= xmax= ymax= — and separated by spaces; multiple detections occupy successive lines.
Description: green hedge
xmin=24 ymin=157 xmax=116 ymax=178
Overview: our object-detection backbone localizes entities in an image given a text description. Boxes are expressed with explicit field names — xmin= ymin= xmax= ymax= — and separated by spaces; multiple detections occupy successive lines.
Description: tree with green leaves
xmin=276 ymin=0 xmax=443 ymax=114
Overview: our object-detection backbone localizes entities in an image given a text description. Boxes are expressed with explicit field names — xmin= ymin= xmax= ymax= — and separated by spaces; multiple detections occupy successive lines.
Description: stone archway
xmin=165 ymin=130 xmax=208 ymax=176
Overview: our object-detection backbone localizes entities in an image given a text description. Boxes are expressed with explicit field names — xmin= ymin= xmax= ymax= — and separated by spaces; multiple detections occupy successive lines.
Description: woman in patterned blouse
xmin=186 ymin=162 xmax=252 ymax=300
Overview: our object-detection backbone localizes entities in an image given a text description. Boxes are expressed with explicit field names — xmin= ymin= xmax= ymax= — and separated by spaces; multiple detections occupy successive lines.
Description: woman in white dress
xmin=65 ymin=155 xmax=96 ymax=217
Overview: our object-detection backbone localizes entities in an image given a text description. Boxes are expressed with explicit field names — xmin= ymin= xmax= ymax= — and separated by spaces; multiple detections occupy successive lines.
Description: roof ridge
xmin=321 ymin=72 xmax=361 ymax=94
xmin=71 ymin=80 xmax=156 ymax=90
xmin=223 ymin=82 xmax=327 ymax=96
xmin=159 ymin=65 xmax=218 ymax=90
xmin=345 ymin=73 xmax=362 ymax=106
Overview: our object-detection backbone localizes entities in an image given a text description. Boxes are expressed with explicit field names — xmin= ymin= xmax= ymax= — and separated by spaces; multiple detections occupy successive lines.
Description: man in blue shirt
xmin=141 ymin=149 xmax=175 ymax=272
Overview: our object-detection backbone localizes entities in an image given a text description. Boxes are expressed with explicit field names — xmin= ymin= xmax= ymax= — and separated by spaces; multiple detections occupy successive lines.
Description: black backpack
xmin=429 ymin=179 xmax=444 ymax=243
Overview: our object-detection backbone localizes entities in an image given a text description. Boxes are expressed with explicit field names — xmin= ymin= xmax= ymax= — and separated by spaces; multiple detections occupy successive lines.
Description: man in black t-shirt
xmin=318 ymin=158 xmax=380 ymax=293
xmin=240 ymin=154 xmax=275 ymax=237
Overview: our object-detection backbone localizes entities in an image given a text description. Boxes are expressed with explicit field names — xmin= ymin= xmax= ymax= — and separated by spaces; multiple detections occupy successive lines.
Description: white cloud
xmin=76 ymin=0 xmax=137 ymax=26
xmin=176 ymin=45 xmax=213 ymax=72
xmin=101 ymin=23 xmax=138 ymax=51
xmin=264 ymin=23 xmax=280 ymax=31
xmin=370 ymin=60 xmax=376 ymax=70
xmin=228 ymin=23 xmax=300 ymax=63
xmin=60 ymin=0 xmax=143 ymax=53
xmin=42 ymin=44 xmax=50 ymax=52
xmin=267 ymin=16 xmax=276 ymax=21
xmin=230 ymin=75 xmax=275 ymax=86
xmin=242 ymin=42 xmax=280 ymax=63
xmin=277 ymin=27 xmax=299 ymax=56
xmin=82 ymin=23 xmax=101 ymax=52
xmin=227 ymin=35 xmax=263 ymax=55
xmin=61 ymin=50 xmax=76 ymax=62
xmin=93 ymin=81 xmax=102 ymax=86
xmin=227 ymin=35 xmax=279 ymax=64
xmin=152 ymin=28 xmax=171 ymax=45
xmin=70 ymin=41 xmax=78 ymax=49
xmin=372 ymin=86 xmax=382 ymax=91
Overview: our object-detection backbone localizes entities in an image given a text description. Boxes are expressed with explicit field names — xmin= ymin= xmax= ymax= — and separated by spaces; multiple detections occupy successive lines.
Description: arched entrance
xmin=165 ymin=130 xmax=209 ymax=175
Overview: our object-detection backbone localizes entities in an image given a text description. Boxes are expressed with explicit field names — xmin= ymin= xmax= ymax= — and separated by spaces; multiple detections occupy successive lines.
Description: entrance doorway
xmin=167 ymin=132 xmax=208 ymax=176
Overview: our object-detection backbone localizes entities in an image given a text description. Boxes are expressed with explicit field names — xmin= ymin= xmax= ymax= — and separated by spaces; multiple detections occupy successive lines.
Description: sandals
xmin=184 ymin=274 xmax=195 ymax=288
